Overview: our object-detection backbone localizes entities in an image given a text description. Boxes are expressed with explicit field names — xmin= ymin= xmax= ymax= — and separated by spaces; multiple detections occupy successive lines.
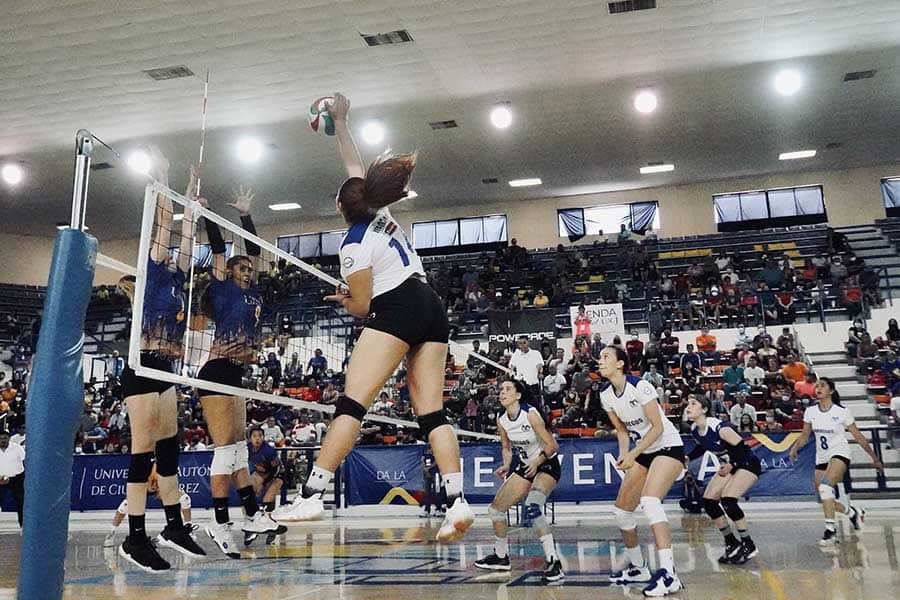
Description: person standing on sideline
xmin=0 ymin=431 xmax=25 ymax=528
xmin=510 ymin=336 xmax=545 ymax=414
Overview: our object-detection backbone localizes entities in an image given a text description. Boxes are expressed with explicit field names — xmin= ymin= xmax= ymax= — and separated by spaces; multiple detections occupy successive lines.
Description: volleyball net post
xmin=18 ymin=132 xmax=98 ymax=600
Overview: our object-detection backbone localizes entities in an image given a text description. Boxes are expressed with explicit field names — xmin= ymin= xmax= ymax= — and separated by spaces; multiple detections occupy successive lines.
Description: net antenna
xmin=102 ymin=182 xmax=507 ymax=440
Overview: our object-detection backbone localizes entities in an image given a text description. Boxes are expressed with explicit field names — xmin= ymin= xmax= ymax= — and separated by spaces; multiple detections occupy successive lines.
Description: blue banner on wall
xmin=343 ymin=433 xmax=816 ymax=506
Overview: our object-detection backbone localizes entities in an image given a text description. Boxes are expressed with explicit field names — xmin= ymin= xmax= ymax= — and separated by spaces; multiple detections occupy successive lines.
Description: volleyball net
xmin=102 ymin=182 xmax=504 ymax=440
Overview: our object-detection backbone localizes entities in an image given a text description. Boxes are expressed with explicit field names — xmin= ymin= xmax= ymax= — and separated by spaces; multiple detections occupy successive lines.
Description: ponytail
xmin=363 ymin=150 xmax=417 ymax=210
xmin=821 ymin=377 xmax=842 ymax=406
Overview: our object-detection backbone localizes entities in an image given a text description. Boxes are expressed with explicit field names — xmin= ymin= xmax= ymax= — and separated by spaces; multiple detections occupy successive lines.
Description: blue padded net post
xmin=17 ymin=229 xmax=97 ymax=600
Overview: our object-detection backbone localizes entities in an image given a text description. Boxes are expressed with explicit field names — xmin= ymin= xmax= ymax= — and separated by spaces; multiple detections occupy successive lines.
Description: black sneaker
xmin=542 ymin=558 xmax=564 ymax=582
xmin=718 ymin=539 xmax=742 ymax=564
xmin=119 ymin=536 xmax=171 ymax=572
xmin=730 ymin=539 xmax=758 ymax=564
xmin=474 ymin=553 xmax=511 ymax=571
xmin=848 ymin=506 xmax=864 ymax=531
xmin=157 ymin=524 xmax=207 ymax=558
xmin=818 ymin=529 xmax=838 ymax=547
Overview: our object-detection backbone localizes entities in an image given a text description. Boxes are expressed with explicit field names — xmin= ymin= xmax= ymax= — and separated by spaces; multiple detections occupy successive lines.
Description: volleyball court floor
xmin=1 ymin=503 xmax=898 ymax=599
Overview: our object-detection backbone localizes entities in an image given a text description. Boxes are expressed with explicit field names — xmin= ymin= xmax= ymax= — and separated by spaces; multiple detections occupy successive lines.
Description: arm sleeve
xmin=635 ymin=379 xmax=659 ymax=405
xmin=204 ymin=218 xmax=226 ymax=254
xmin=240 ymin=215 xmax=260 ymax=257
xmin=340 ymin=242 xmax=375 ymax=277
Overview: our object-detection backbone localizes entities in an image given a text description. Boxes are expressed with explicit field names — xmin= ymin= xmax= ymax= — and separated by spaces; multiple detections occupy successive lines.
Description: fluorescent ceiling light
xmin=779 ymin=150 xmax=816 ymax=160
xmin=269 ymin=202 xmax=302 ymax=211
xmin=361 ymin=120 xmax=386 ymax=145
xmin=490 ymin=105 xmax=513 ymax=129
xmin=508 ymin=178 xmax=542 ymax=187
xmin=126 ymin=150 xmax=152 ymax=175
xmin=633 ymin=90 xmax=658 ymax=114
xmin=640 ymin=164 xmax=674 ymax=174
xmin=774 ymin=69 xmax=802 ymax=96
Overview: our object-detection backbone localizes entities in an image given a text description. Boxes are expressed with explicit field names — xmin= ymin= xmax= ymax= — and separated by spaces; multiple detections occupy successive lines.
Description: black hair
xmin=248 ymin=426 xmax=264 ymax=436
xmin=819 ymin=377 xmax=842 ymax=406
xmin=692 ymin=395 xmax=712 ymax=416
xmin=503 ymin=378 xmax=528 ymax=401
xmin=607 ymin=345 xmax=630 ymax=373
xmin=338 ymin=151 xmax=418 ymax=224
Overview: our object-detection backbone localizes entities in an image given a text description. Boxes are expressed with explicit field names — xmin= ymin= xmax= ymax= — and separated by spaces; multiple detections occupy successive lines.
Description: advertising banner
xmin=342 ymin=433 xmax=815 ymax=506
xmin=569 ymin=303 xmax=626 ymax=341
xmin=487 ymin=309 xmax=557 ymax=354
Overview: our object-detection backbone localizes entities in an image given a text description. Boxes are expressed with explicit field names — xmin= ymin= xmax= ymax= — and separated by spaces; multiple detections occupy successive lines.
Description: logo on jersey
xmin=629 ymin=398 xmax=640 ymax=407
xmin=521 ymin=424 xmax=532 ymax=432
xmin=343 ymin=256 xmax=354 ymax=269
xmin=832 ymin=416 xmax=840 ymax=422
xmin=385 ymin=222 xmax=397 ymax=235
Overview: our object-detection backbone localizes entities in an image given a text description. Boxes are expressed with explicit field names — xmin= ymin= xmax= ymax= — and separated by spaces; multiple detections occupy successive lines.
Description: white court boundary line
xmin=96 ymin=182 xmax=502 ymax=440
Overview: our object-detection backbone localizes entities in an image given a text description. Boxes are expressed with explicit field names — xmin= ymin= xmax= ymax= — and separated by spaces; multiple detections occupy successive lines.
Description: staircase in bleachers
xmin=838 ymin=222 xmax=900 ymax=301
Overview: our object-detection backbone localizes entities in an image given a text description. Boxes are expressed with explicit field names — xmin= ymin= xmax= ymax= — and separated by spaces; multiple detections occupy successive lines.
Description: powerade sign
xmin=487 ymin=309 xmax=557 ymax=354
xmin=343 ymin=434 xmax=816 ymax=506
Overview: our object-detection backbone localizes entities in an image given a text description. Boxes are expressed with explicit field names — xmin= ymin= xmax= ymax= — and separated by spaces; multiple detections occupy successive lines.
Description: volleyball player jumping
xmin=598 ymin=346 xmax=684 ymax=597
xmin=789 ymin=377 xmax=882 ymax=545
xmin=473 ymin=380 xmax=563 ymax=582
xmin=194 ymin=184 xmax=282 ymax=557
xmin=273 ymin=93 xmax=474 ymax=542
xmin=116 ymin=148 xmax=205 ymax=571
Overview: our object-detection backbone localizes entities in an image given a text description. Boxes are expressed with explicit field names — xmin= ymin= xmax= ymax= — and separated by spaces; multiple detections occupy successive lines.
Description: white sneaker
xmin=642 ymin=568 xmax=683 ymax=597
xmin=242 ymin=511 xmax=282 ymax=534
xmin=272 ymin=495 xmax=324 ymax=522
xmin=205 ymin=522 xmax=240 ymax=559
xmin=435 ymin=497 xmax=474 ymax=543
xmin=609 ymin=563 xmax=652 ymax=584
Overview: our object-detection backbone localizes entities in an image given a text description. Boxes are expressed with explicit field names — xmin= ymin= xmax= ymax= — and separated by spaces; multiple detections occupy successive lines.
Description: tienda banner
xmin=341 ymin=433 xmax=816 ymax=506
xmin=487 ymin=309 xmax=557 ymax=354
xmin=569 ymin=303 xmax=626 ymax=341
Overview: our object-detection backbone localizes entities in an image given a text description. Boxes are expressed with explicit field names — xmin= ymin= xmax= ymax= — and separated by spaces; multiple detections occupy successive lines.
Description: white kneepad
xmin=211 ymin=444 xmax=237 ymax=476
xmin=640 ymin=496 xmax=668 ymax=525
xmin=613 ymin=506 xmax=637 ymax=531
xmin=818 ymin=482 xmax=836 ymax=501
xmin=488 ymin=506 xmax=507 ymax=524
xmin=234 ymin=440 xmax=249 ymax=471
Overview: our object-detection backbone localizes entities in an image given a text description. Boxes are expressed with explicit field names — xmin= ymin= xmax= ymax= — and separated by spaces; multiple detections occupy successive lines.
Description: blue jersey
xmin=207 ymin=277 xmax=262 ymax=356
xmin=249 ymin=442 xmax=280 ymax=478
xmin=142 ymin=254 xmax=186 ymax=347
xmin=689 ymin=417 xmax=752 ymax=465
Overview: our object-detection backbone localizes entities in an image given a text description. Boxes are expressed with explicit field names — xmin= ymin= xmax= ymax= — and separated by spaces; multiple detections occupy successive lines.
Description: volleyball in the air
xmin=308 ymin=96 xmax=336 ymax=135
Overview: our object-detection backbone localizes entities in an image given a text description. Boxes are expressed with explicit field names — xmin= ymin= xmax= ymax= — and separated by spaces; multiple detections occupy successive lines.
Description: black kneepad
xmin=720 ymin=497 xmax=745 ymax=522
xmin=334 ymin=395 xmax=368 ymax=422
xmin=703 ymin=498 xmax=725 ymax=520
xmin=417 ymin=410 xmax=449 ymax=438
xmin=155 ymin=435 xmax=180 ymax=477
xmin=128 ymin=452 xmax=154 ymax=483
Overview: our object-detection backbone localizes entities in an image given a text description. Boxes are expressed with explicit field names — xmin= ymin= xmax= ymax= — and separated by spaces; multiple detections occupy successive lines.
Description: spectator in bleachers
xmin=547 ymin=347 xmax=566 ymax=373
xmin=661 ymin=329 xmax=680 ymax=368
xmin=678 ymin=343 xmax=702 ymax=373
xmin=735 ymin=326 xmax=752 ymax=349
xmin=794 ymin=372 xmax=817 ymax=400
xmin=680 ymin=362 xmax=701 ymax=390
xmin=856 ymin=333 xmax=880 ymax=375
xmin=307 ymin=348 xmax=327 ymax=380
xmin=774 ymin=287 xmax=796 ymax=324
xmin=282 ymin=352 xmax=302 ymax=385
xmin=262 ymin=416 xmax=285 ymax=446
xmin=829 ymin=255 xmax=848 ymax=284
xmin=744 ymin=356 xmax=766 ymax=391
xmin=846 ymin=319 xmax=867 ymax=357
xmin=840 ymin=276 xmax=864 ymax=318
xmin=642 ymin=364 xmax=664 ymax=396
xmin=722 ymin=357 xmax=749 ymax=398
xmin=752 ymin=326 xmax=772 ymax=351
xmin=264 ymin=352 xmax=282 ymax=388
xmin=321 ymin=382 xmax=338 ymax=405
xmin=509 ymin=336 xmax=544 ymax=409
xmin=542 ymin=364 xmax=567 ymax=410
xmin=782 ymin=354 xmax=808 ymax=384
xmin=695 ymin=327 xmax=720 ymax=364
xmin=589 ymin=333 xmax=605 ymax=359
xmin=729 ymin=393 xmax=757 ymax=428
xmin=625 ymin=332 xmax=644 ymax=371
xmin=533 ymin=289 xmax=549 ymax=308
xmin=572 ymin=367 xmax=592 ymax=400
xmin=886 ymin=319 xmax=900 ymax=350
xmin=757 ymin=259 xmax=784 ymax=289
xmin=105 ymin=350 xmax=124 ymax=382
xmin=777 ymin=327 xmax=795 ymax=350
xmin=756 ymin=337 xmax=777 ymax=364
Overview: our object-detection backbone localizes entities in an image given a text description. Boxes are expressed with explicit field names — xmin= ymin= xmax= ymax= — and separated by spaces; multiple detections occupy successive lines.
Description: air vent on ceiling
xmin=608 ymin=0 xmax=657 ymax=14
xmin=361 ymin=29 xmax=414 ymax=47
xmin=825 ymin=142 xmax=844 ymax=150
xmin=482 ymin=178 xmax=499 ymax=184
xmin=843 ymin=69 xmax=876 ymax=82
xmin=90 ymin=162 xmax=114 ymax=171
xmin=429 ymin=120 xmax=458 ymax=130
xmin=144 ymin=65 xmax=195 ymax=81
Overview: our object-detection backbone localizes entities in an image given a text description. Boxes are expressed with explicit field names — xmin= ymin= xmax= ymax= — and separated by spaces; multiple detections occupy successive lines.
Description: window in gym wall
xmin=882 ymin=177 xmax=900 ymax=218
xmin=713 ymin=185 xmax=826 ymax=232
xmin=412 ymin=215 xmax=507 ymax=250
xmin=557 ymin=201 xmax=659 ymax=238
xmin=276 ymin=230 xmax=347 ymax=258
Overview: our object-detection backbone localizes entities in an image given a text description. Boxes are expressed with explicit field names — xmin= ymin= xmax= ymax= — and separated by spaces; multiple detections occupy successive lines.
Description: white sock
xmin=625 ymin=545 xmax=644 ymax=567
xmin=825 ymin=519 xmax=836 ymax=532
xmin=540 ymin=533 xmax=557 ymax=562
xmin=494 ymin=536 xmax=508 ymax=558
xmin=658 ymin=548 xmax=675 ymax=574
xmin=443 ymin=472 xmax=463 ymax=499
xmin=303 ymin=464 xmax=334 ymax=496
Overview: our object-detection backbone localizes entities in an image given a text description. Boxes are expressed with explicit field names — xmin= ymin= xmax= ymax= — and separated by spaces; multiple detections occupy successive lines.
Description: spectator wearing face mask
xmin=625 ymin=332 xmax=644 ymax=371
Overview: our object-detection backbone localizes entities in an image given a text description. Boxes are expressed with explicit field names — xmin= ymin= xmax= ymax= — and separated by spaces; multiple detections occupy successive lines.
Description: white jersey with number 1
xmin=803 ymin=403 xmax=854 ymax=464
xmin=600 ymin=375 xmax=683 ymax=454
xmin=340 ymin=208 xmax=425 ymax=298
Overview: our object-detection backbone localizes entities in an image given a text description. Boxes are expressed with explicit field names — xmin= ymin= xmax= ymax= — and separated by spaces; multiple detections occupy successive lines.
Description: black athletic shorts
xmin=364 ymin=277 xmax=450 ymax=347
xmin=732 ymin=456 xmax=763 ymax=477
xmin=636 ymin=445 xmax=685 ymax=469
xmin=196 ymin=358 xmax=244 ymax=397
xmin=122 ymin=351 xmax=175 ymax=398
xmin=509 ymin=453 xmax=561 ymax=483
xmin=816 ymin=455 xmax=851 ymax=471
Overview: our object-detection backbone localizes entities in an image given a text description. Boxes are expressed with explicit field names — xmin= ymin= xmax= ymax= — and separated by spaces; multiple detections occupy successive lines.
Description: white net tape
xmin=99 ymin=182 xmax=503 ymax=440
